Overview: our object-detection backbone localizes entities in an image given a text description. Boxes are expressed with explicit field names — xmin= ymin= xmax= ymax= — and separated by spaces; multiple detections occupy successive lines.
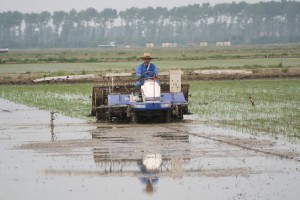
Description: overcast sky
xmin=0 ymin=0 xmax=277 ymax=13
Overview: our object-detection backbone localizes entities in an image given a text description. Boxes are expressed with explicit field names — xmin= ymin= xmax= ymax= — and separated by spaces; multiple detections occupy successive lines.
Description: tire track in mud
xmin=164 ymin=123 xmax=300 ymax=163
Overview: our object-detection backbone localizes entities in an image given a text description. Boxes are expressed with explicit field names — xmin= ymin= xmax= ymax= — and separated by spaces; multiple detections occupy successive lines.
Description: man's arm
xmin=152 ymin=64 xmax=158 ymax=76
xmin=136 ymin=64 xmax=142 ymax=78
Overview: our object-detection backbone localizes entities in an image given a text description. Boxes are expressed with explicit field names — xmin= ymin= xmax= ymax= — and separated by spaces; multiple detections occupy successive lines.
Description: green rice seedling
xmin=0 ymin=79 xmax=299 ymax=141
xmin=3 ymin=76 xmax=12 ymax=80
xmin=282 ymin=68 xmax=289 ymax=73
xmin=189 ymin=79 xmax=300 ymax=141
xmin=0 ymin=83 xmax=93 ymax=120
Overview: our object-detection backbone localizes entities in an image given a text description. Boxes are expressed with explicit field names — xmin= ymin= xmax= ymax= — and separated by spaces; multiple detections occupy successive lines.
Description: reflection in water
xmin=138 ymin=153 xmax=162 ymax=195
xmin=170 ymin=157 xmax=184 ymax=174
xmin=141 ymin=154 xmax=162 ymax=172
xmin=50 ymin=111 xmax=56 ymax=141
xmin=50 ymin=123 xmax=55 ymax=141
xmin=91 ymin=126 xmax=191 ymax=194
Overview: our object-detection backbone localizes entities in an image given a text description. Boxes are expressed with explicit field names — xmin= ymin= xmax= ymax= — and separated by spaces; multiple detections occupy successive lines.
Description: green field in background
xmin=1 ymin=45 xmax=299 ymax=74
xmin=0 ymin=58 xmax=299 ymax=74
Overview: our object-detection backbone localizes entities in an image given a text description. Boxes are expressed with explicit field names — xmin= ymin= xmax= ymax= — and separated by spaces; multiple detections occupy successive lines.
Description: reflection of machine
xmin=142 ymin=154 xmax=162 ymax=172
xmin=92 ymin=126 xmax=191 ymax=193
xmin=92 ymin=127 xmax=190 ymax=173
xmin=138 ymin=153 xmax=162 ymax=195
xmin=91 ymin=68 xmax=189 ymax=123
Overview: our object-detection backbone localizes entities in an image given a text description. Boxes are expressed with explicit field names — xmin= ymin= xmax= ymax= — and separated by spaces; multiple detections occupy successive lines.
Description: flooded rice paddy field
xmin=1 ymin=98 xmax=300 ymax=200
xmin=1 ymin=79 xmax=299 ymax=138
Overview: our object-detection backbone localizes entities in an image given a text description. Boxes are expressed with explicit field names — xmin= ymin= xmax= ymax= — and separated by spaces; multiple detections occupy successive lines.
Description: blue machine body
xmin=108 ymin=92 xmax=187 ymax=111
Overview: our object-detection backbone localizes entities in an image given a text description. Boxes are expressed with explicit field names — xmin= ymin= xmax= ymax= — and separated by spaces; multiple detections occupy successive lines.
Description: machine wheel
xmin=131 ymin=112 xmax=138 ymax=124
xmin=165 ymin=110 xmax=171 ymax=123
xmin=91 ymin=108 xmax=96 ymax=116
xmin=106 ymin=108 xmax=112 ymax=123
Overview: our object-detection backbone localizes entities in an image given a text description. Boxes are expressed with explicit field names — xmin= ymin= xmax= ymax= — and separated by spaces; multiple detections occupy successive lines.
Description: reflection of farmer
xmin=139 ymin=176 xmax=159 ymax=195
xmin=135 ymin=53 xmax=159 ymax=88
xmin=138 ymin=154 xmax=162 ymax=195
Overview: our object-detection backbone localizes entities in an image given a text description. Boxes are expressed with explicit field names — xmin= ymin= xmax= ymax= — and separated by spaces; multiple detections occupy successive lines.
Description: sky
xmin=0 ymin=0 xmax=275 ymax=13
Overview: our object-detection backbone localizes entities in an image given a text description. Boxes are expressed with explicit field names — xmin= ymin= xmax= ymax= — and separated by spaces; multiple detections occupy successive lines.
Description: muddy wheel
xmin=106 ymin=108 xmax=112 ymax=123
xmin=91 ymin=108 xmax=96 ymax=116
xmin=165 ymin=110 xmax=171 ymax=123
xmin=131 ymin=112 xmax=138 ymax=124
xmin=107 ymin=113 xmax=111 ymax=123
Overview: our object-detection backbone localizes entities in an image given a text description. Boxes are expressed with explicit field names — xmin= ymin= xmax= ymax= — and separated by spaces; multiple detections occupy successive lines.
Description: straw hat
xmin=141 ymin=52 xmax=153 ymax=59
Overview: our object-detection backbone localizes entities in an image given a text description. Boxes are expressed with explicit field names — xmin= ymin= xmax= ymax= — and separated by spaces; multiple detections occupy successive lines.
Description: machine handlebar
xmin=140 ymin=71 xmax=157 ymax=80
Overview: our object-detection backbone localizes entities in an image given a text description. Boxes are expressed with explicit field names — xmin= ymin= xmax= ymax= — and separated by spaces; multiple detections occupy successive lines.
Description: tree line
xmin=1 ymin=0 xmax=300 ymax=48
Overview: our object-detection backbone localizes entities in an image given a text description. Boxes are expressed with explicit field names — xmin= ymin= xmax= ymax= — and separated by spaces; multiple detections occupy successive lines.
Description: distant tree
xmin=52 ymin=11 xmax=65 ymax=47
xmin=119 ymin=7 xmax=139 ymax=44
xmin=98 ymin=8 xmax=118 ymax=41
xmin=24 ymin=13 xmax=39 ymax=47
xmin=0 ymin=11 xmax=23 ymax=47
xmin=37 ymin=11 xmax=51 ymax=46
xmin=60 ymin=9 xmax=77 ymax=47
xmin=1 ymin=1 xmax=300 ymax=48
xmin=198 ymin=3 xmax=211 ymax=42
xmin=155 ymin=7 xmax=169 ymax=43
xmin=285 ymin=1 xmax=300 ymax=41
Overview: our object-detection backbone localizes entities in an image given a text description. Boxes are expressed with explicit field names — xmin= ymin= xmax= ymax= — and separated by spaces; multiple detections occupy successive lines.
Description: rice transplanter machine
xmin=91 ymin=68 xmax=189 ymax=123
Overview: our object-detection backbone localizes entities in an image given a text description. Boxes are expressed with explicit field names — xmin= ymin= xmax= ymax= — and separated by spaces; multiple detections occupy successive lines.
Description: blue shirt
xmin=136 ymin=63 xmax=158 ymax=79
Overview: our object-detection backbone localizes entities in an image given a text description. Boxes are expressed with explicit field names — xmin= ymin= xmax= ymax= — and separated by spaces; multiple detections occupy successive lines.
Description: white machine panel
xmin=170 ymin=67 xmax=182 ymax=93
xmin=141 ymin=80 xmax=161 ymax=101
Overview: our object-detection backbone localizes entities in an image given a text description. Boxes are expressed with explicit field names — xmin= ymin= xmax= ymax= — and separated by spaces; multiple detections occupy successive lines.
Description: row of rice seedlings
xmin=0 ymin=84 xmax=93 ymax=120
xmin=0 ymin=79 xmax=299 ymax=140
xmin=189 ymin=79 xmax=300 ymax=141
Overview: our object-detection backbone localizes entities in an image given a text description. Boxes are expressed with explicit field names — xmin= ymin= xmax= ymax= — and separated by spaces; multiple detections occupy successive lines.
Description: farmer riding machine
xmin=91 ymin=68 xmax=189 ymax=123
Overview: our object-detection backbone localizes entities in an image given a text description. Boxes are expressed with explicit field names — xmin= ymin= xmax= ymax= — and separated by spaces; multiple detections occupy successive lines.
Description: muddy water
xmin=1 ymin=98 xmax=300 ymax=200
